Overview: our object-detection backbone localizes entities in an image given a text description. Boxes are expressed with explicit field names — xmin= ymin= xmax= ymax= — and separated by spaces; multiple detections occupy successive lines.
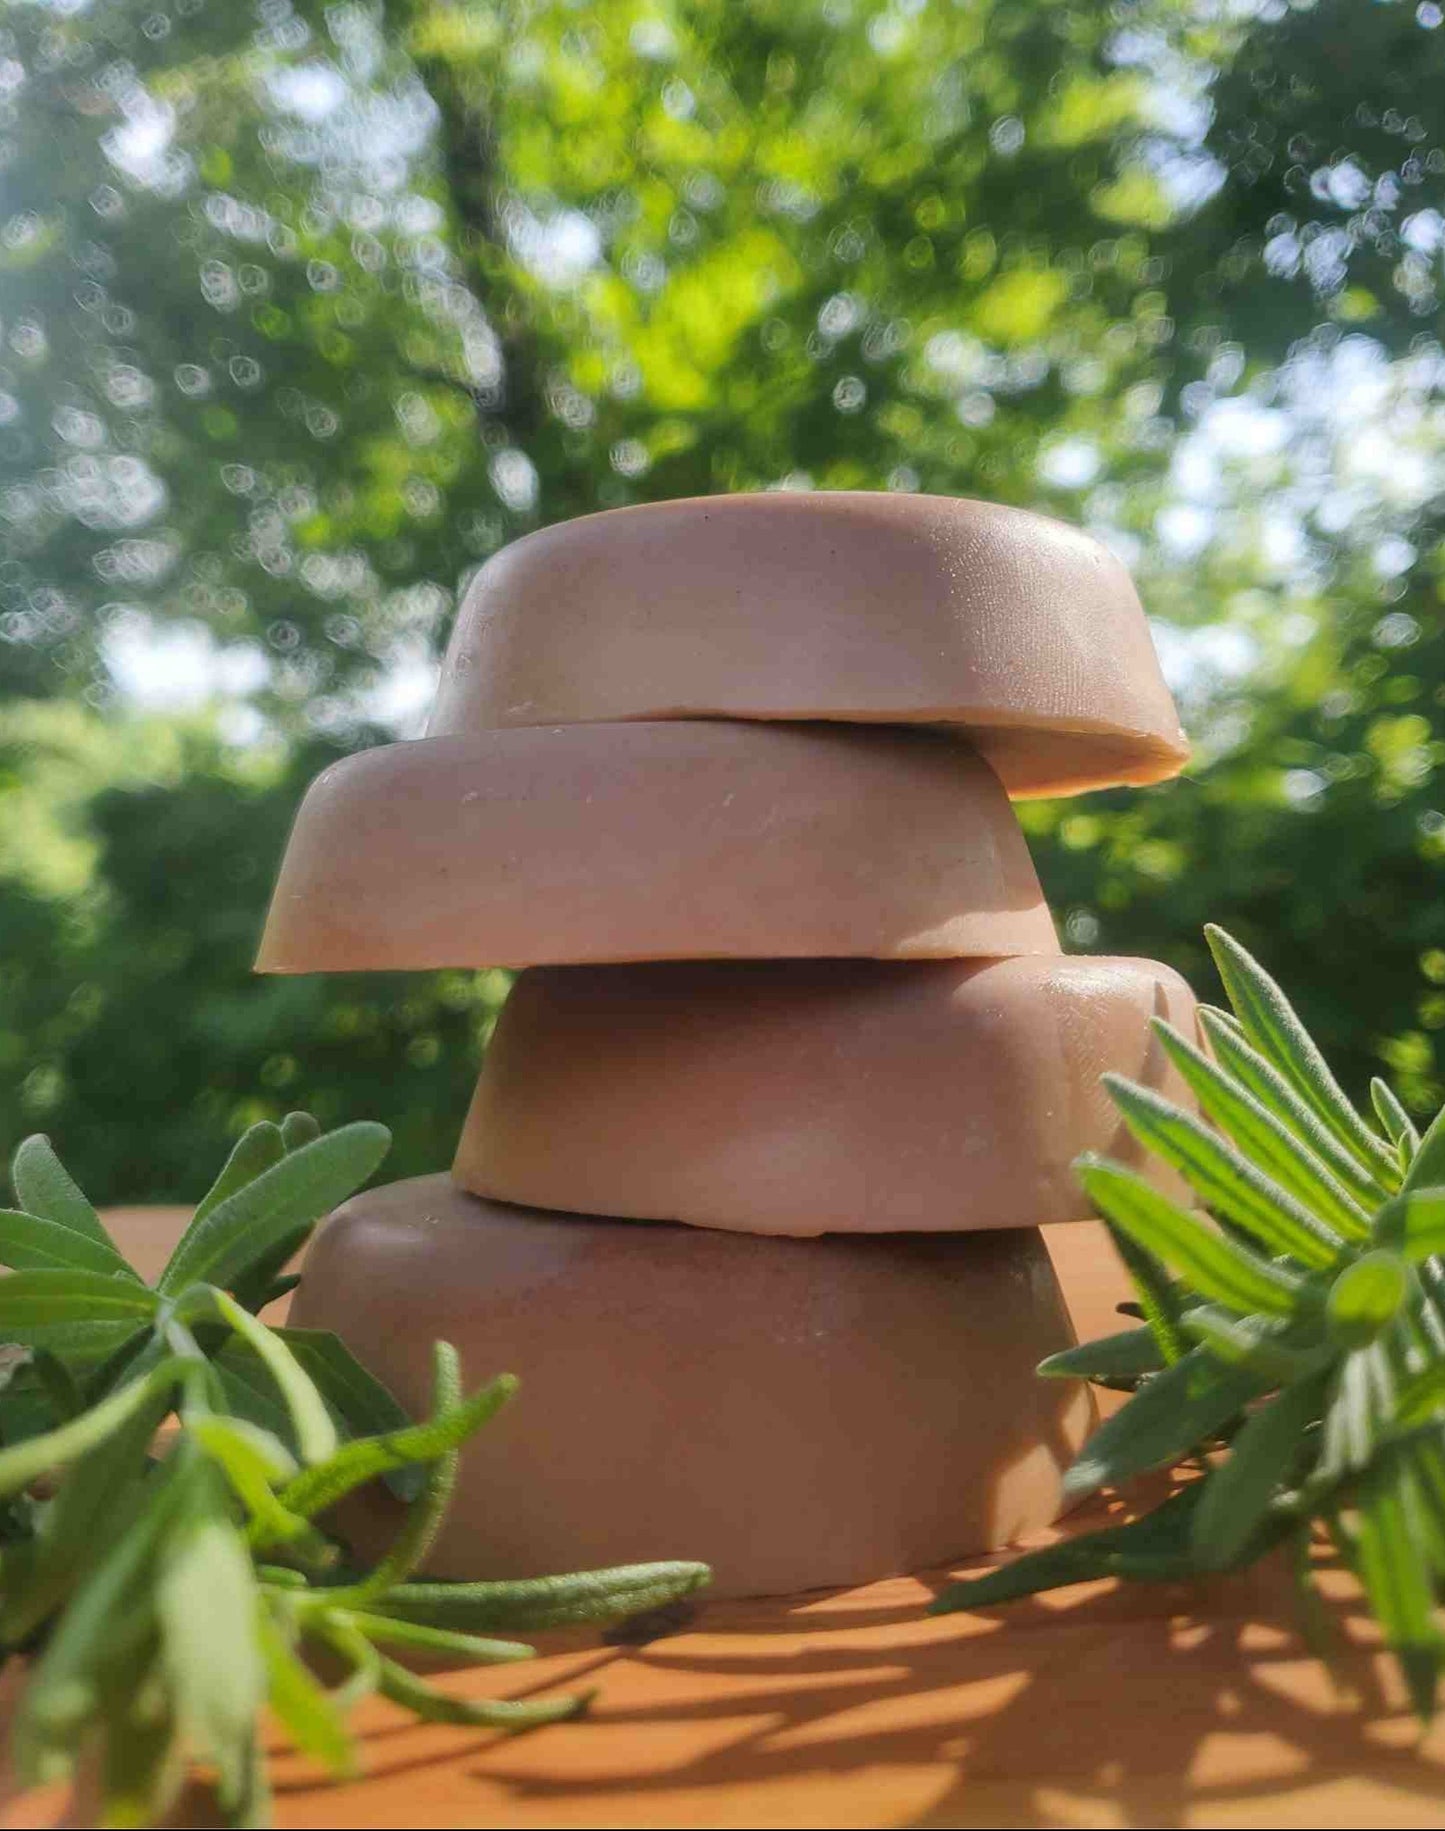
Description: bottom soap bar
xmin=290 ymin=1175 xmax=1094 ymax=1602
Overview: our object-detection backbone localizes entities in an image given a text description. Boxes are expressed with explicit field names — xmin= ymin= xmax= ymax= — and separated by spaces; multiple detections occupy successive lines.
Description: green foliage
xmin=1165 ymin=0 xmax=1445 ymax=368
xmin=407 ymin=0 xmax=1177 ymax=512
xmin=1020 ymin=0 xmax=1445 ymax=1116
xmin=0 ymin=0 xmax=494 ymax=704
xmin=0 ymin=711 xmax=511 ymax=1197
xmin=0 ymin=0 xmax=1175 ymax=693
xmin=0 ymin=1117 xmax=710 ymax=1827
xmin=933 ymin=928 xmax=1445 ymax=1722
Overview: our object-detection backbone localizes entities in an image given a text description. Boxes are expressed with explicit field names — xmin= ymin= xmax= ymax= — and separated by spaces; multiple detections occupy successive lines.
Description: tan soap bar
xmin=289 ymin=1176 xmax=1092 ymax=1600
xmin=428 ymin=492 xmax=1188 ymax=798
xmin=455 ymin=955 xmax=1198 ymax=1235
xmin=255 ymin=721 xmax=1057 ymax=972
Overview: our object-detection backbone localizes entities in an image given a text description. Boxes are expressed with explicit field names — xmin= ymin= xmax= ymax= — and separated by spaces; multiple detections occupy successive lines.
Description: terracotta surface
xmin=289 ymin=1176 xmax=1093 ymax=1599
xmin=427 ymin=492 xmax=1190 ymax=799
xmin=7 ymin=1214 xmax=1439 ymax=1830
xmin=256 ymin=722 xmax=1058 ymax=972
xmin=455 ymin=956 xmax=1198 ymax=1235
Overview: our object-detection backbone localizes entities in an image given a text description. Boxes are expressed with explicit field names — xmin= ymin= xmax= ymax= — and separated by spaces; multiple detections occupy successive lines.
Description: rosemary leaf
xmin=930 ymin=1486 xmax=1210 ymax=1614
xmin=372 ymin=1561 xmax=714 ymax=1634
xmin=1377 ymin=1187 xmax=1445 ymax=1260
xmin=0 ymin=1208 xmax=147 ymax=1278
xmin=340 ymin=1341 xmax=464 ymax=1602
xmin=1076 ymin=1156 xmax=1305 ymax=1316
xmin=0 ymin=1270 xmax=159 ymax=1353
xmin=1061 ymin=1347 xmax=1264 ymax=1499
xmin=1101 ymin=1077 xmax=1345 ymax=1269
xmin=1372 ymin=1079 xmax=1421 ymax=1157
xmin=1100 ymin=1219 xmax=1190 ymax=1365
xmin=1182 ymin=1304 xmax=1331 ymax=1383
xmin=374 ymin=1655 xmax=589 ymax=1730
xmin=9 ymin=1137 xmax=134 ymax=1276
xmin=1327 ymin=1252 xmax=1410 ymax=1348
xmin=278 ymin=1371 xmax=516 ymax=1521
xmin=1151 ymin=1020 xmax=1371 ymax=1239
xmin=1191 ymin=1374 xmax=1328 ymax=1568
xmin=1204 ymin=925 xmax=1399 ymax=1184
xmin=1396 ymin=1361 xmax=1445 ymax=1429
xmin=158 ymin=1122 xmax=390 ymax=1298
xmin=1038 ymin=1327 xmax=1164 ymax=1385
xmin=14 ymin=1464 xmax=187 ymax=1786
xmin=1404 ymin=1106 xmax=1445 ymax=1195
xmin=256 ymin=1613 xmax=356 ymax=1779
xmin=195 ymin=1288 xmax=337 ymax=1466
xmin=156 ymin=1474 xmax=266 ymax=1813
xmin=269 ymin=1327 xmax=424 ymax=1502
xmin=337 ymin=1610 xmax=535 ymax=1666
xmin=189 ymin=1416 xmax=333 ymax=1567
xmin=0 ymin=1358 xmax=183 ymax=1499
xmin=279 ymin=1112 xmax=323 ymax=1153
xmin=1198 ymin=1009 xmax=1391 ymax=1208
xmin=1354 ymin=1454 xmax=1445 ymax=1721
xmin=188 ymin=1123 xmax=285 ymax=1231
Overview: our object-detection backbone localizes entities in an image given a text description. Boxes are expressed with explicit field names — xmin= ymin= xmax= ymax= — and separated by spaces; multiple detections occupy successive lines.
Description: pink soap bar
xmin=455 ymin=955 xmax=1198 ymax=1234
xmin=256 ymin=721 xmax=1057 ymax=972
xmin=429 ymin=492 xmax=1188 ymax=798
xmin=290 ymin=1176 xmax=1091 ymax=1600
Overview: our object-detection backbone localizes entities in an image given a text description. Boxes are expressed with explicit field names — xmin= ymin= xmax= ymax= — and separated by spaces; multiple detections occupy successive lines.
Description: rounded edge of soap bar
xmin=427 ymin=492 xmax=1189 ymax=798
xmin=255 ymin=720 xmax=1057 ymax=972
xmin=289 ymin=1175 xmax=1092 ymax=1601
xmin=455 ymin=955 xmax=1199 ymax=1235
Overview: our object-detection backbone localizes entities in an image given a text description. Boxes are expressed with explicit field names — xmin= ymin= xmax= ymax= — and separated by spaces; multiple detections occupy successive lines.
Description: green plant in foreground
xmin=934 ymin=924 xmax=1445 ymax=1717
xmin=0 ymin=1116 xmax=709 ymax=1827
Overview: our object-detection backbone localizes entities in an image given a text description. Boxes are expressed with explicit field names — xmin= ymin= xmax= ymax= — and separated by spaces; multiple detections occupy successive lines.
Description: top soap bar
xmin=429 ymin=491 xmax=1188 ymax=798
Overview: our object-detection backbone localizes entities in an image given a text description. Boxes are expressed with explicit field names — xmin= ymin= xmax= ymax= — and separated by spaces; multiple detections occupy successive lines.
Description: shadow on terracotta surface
xmin=7 ymin=1218 xmax=1445 ymax=1830
xmin=9 ymin=1534 xmax=1445 ymax=1831
xmin=242 ymin=1524 xmax=1445 ymax=1831
xmin=259 ymin=1222 xmax=1445 ymax=1829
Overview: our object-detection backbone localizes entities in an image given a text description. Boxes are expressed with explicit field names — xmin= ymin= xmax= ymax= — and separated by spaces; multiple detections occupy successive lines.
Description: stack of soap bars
xmin=258 ymin=492 xmax=1196 ymax=1600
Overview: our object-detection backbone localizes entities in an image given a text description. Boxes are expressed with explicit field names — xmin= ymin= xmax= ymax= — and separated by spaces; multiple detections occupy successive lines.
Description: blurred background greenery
xmin=2 ymin=0 xmax=1445 ymax=1199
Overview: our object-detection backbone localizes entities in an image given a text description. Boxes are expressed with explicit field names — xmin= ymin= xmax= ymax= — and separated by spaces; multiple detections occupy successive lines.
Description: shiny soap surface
xmin=429 ymin=491 xmax=1188 ymax=798
xmin=455 ymin=955 xmax=1199 ymax=1235
xmin=256 ymin=721 xmax=1056 ymax=972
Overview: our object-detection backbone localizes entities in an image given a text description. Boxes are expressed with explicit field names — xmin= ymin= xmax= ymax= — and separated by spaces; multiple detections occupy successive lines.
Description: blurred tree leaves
xmin=0 ymin=701 xmax=509 ymax=1198
xmin=0 ymin=0 xmax=516 ymax=716
xmin=1 ymin=0 xmax=1182 ymax=703
xmin=403 ymin=0 xmax=1179 ymax=514
xmin=1023 ymin=0 xmax=1445 ymax=1113
xmin=1165 ymin=0 xmax=1445 ymax=368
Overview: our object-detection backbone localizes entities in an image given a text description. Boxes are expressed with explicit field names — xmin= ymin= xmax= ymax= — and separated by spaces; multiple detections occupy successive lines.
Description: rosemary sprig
xmin=933 ymin=925 xmax=1445 ymax=1721
xmin=0 ymin=1120 xmax=709 ymax=1827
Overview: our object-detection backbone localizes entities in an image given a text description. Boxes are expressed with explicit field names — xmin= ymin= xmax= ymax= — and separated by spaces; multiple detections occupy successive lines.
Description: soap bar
xmin=455 ymin=956 xmax=1198 ymax=1234
xmin=256 ymin=721 xmax=1057 ymax=972
xmin=289 ymin=1176 xmax=1092 ymax=1601
xmin=428 ymin=492 xmax=1188 ymax=798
